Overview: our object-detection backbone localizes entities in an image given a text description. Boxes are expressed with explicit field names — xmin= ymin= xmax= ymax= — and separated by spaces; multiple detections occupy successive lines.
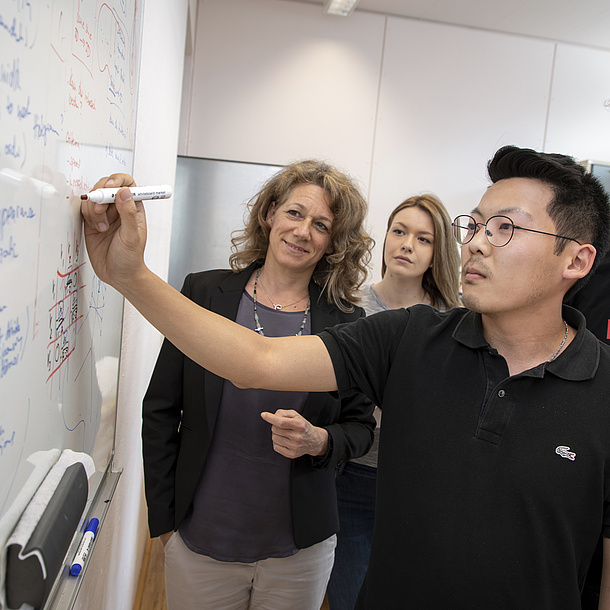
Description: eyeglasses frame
xmin=451 ymin=214 xmax=582 ymax=248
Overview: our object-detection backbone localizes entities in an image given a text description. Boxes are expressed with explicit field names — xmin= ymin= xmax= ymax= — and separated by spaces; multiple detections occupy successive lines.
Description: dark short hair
xmin=487 ymin=145 xmax=610 ymax=295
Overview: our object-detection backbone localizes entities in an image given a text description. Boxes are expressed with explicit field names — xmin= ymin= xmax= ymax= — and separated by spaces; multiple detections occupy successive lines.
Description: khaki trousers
xmin=164 ymin=531 xmax=336 ymax=610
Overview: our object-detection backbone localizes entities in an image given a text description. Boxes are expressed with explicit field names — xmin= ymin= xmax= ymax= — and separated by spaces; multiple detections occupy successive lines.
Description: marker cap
xmin=70 ymin=563 xmax=83 ymax=576
xmin=85 ymin=518 xmax=100 ymax=535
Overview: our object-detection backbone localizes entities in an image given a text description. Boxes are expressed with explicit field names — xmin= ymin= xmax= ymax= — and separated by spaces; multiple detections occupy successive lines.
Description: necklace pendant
xmin=255 ymin=325 xmax=264 ymax=333
xmin=273 ymin=304 xmax=282 ymax=311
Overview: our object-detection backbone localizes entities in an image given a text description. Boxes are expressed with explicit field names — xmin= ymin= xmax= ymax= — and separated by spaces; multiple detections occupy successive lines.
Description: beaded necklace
xmin=253 ymin=268 xmax=310 ymax=336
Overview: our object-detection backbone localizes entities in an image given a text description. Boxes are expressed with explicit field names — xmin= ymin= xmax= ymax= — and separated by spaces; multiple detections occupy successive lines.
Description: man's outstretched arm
xmin=81 ymin=176 xmax=338 ymax=393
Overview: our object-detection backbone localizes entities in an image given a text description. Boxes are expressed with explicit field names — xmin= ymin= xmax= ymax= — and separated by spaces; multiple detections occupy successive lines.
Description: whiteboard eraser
xmin=5 ymin=462 xmax=88 ymax=609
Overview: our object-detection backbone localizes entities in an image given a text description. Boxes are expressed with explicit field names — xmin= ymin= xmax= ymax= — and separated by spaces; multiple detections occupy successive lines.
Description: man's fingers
xmin=83 ymin=174 xmax=137 ymax=231
xmin=81 ymin=198 xmax=109 ymax=232
xmin=95 ymin=173 xmax=136 ymax=189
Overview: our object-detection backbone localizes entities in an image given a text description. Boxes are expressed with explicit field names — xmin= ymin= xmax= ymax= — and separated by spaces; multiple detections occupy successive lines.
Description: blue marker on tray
xmin=70 ymin=518 xmax=99 ymax=576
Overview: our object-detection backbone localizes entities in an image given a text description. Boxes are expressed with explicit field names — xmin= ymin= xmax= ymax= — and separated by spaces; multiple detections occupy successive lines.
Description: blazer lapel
xmin=309 ymin=282 xmax=337 ymax=334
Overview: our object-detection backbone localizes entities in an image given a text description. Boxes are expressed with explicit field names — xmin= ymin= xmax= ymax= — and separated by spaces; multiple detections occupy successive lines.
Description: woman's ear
xmin=266 ymin=202 xmax=277 ymax=227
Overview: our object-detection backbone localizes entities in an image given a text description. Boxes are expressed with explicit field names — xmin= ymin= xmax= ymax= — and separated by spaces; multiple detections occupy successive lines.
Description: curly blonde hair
xmin=381 ymin=194 xmax=461 ymax=309
xmin=230 ymin=160 xmax=373 ymax=311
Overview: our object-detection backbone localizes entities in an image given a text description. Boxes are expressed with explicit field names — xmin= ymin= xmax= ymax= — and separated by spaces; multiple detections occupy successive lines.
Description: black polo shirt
xmin=320 ymin=305 xmax=610 ymax=610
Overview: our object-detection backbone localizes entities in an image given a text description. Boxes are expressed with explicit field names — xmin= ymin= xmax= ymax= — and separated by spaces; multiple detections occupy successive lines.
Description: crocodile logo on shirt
xmin=555 ymin=445 xmax=576 ymax=461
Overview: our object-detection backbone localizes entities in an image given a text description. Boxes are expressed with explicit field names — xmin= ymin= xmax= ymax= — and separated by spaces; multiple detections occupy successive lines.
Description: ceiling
xmin=282 ymin=0 xmax=610 ymax=52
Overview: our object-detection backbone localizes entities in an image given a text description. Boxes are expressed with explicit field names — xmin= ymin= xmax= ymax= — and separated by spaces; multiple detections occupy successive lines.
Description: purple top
xmin=180 ymin=291 xmax=311 ymax=562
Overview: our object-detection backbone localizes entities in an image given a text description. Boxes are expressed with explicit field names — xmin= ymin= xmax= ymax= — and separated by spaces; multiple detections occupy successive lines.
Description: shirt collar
xmin=452 ymin=305 xmax=600 ymax=381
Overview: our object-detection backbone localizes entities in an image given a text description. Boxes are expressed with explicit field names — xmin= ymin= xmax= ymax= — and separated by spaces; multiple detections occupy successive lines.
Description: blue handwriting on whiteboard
xmin=0 ymin=204 xmax=35 ymax=241
xmin=114 ymin=64 xmax=125 ymax=86
xmin=0 ymin=1 xmax=35 ymax=48
xmin=4 ymin=134 xmax=23 ymax=160
xmin=105 ymin=143 xmax=128 ymax=167
xmin=0 ymin=426 xmax=16 ymax=457
xmin=0 ymin=58 xmax=21 ymax=92
xmin=0 ymin=236 xmax=19 ymax=263
xmin=0 ymin=316 xmax=24 ymax=378
xmin=108 ymin=113 xmax=126 ymax=138
xmin=5 ymin=96 xmax=30 ymax=119
xmin=0 ymin=16 xmax=25 ymax=45
xmin=32 ymin=114 xmax=59 ymax=145
xmin=17 ymin=96 xmax=31 ymax=120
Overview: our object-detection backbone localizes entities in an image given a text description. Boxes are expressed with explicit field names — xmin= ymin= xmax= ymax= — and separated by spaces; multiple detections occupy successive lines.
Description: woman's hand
xmin=80 ymin=173 xmax=148 ymax=292
xmin=261 ymin=409 xmax=329 ymax=458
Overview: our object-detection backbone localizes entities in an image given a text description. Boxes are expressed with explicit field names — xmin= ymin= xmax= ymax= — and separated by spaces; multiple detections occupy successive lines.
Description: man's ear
xmin=563 ymin=244 xmax=597 ymax=280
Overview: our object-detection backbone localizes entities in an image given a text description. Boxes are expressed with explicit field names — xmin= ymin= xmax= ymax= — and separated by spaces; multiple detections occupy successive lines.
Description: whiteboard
xmin=0 ymin=0 xmax=142 ymax=538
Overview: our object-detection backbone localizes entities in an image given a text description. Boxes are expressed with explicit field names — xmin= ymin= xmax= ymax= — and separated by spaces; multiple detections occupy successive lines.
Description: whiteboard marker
xmin=70 ymin=518 xmax=99 ymax=576
xmin=80 ymin=185 xmax=172 ymax=204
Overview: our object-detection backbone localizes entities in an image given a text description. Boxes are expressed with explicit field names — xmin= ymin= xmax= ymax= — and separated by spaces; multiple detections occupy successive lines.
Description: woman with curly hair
xmin=142 ymin=159 xmax=376 ymax=609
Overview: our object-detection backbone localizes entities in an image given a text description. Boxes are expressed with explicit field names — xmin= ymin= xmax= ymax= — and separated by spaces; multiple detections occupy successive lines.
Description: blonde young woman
xmin=327 ymin=194 xmax=461 ymax=610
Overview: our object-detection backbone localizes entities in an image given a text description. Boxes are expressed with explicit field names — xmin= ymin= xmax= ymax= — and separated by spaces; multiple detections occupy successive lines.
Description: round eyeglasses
xmin=452 ymin=215 xmax=582 ymax=248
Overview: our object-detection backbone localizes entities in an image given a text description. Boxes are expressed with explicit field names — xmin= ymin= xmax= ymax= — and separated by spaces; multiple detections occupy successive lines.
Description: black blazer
xmin=142 ymin=264 xmax=375 ymax=548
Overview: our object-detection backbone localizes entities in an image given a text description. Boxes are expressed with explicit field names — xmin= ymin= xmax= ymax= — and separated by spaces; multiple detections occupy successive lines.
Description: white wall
xmin=545 ymin=44 xmax=610 ymax=161
xmin=185 ymin=0 xmax=610 ymax=281
xmin=367 ymin=18 xmax=555 ymax=249
xmin=72 ymin=0 xmax=190 ymax=608
xmin=185 ymin=0 xmax=385 ymax=187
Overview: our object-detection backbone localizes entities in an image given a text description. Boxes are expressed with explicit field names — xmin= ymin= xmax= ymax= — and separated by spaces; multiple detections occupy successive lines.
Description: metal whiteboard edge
xmin=42 ymin=467 xmax=123 ymax=610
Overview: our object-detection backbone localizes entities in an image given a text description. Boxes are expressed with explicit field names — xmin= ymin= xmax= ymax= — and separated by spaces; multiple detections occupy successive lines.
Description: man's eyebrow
xmin=471 ymin=206 xmax=534 ymax=221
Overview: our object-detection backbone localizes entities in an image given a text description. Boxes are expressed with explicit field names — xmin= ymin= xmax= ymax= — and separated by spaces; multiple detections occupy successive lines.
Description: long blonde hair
xmin=230 ymin=160 xmax=374 ymax=312
xmin=381 ymin=194 xmax=461 ymax=309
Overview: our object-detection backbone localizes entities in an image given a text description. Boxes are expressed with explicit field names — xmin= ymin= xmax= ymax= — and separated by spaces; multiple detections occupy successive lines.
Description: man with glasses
xmin=82 ymin=146 xmax=610 ymax=609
